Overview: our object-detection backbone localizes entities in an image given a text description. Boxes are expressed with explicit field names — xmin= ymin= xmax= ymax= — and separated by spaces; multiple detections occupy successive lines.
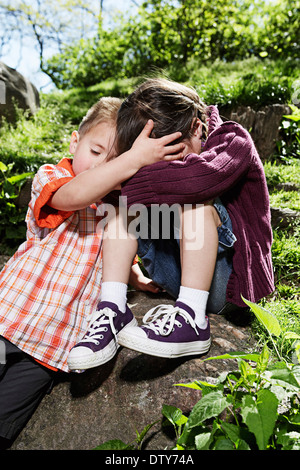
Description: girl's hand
xmin=129 ymin=263 xmax=162 ymax=294
xmin=131 ymin=119 xmax=185 ymax=168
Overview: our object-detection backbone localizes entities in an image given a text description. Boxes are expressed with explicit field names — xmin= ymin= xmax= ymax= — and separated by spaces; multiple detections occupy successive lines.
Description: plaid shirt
xmin=0 ymin=158 xmax=105 ymax=372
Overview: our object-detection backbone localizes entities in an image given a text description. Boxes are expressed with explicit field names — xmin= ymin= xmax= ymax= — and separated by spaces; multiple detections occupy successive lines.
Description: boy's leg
xmin=0 ymin=337 xmax=54 ymax=449
xmin=67 ymin=208 xmax=138 ymax=371
xmin=101 ymin=207 xmax=138 ymax=312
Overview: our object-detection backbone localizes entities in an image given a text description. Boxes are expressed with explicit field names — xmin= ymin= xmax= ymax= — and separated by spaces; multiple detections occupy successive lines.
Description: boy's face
xmin=69 ymin=122 xmax=116 ymax=176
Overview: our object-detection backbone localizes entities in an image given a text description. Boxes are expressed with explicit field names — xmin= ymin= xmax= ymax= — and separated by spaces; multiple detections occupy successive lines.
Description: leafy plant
xmin=163 ymin=298 xmax=300 ymax=450
xmin=93 ymin=420 xmax=159 ymax=451
xmin=94 ymin=299 xmax=300 ymax=451
xmin=275 ymin=106 xmax=300 ymax=162
xmin=0 ymin=161 xmax=33 ymax=251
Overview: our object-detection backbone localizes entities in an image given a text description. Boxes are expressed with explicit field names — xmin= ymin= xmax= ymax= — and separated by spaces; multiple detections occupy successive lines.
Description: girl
xmin=68 ymin=79 xmax=274 ymax=367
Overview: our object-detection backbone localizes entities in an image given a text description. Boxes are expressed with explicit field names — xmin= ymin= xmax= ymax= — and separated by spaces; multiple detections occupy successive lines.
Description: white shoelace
xmin=80 ymin=308 xmax=117 ymax=345
xmin=142 ymin=304 xmax=199 ymax=337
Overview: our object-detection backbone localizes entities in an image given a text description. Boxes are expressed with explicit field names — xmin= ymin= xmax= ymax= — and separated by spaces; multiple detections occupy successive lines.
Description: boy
xmin=0 ymin=96 xmax=184 ymax=448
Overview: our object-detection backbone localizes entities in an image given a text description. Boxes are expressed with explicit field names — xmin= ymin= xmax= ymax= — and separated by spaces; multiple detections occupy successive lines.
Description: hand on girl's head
xmin=132 ymin=119 xmax=185 ymax=166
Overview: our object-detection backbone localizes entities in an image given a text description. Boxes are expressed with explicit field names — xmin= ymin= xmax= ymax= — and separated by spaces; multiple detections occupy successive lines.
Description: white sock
xmin=100 ymin=281 xmax=128 ymax=313
xmin=177 ymin=286 xmax=209 ymax=329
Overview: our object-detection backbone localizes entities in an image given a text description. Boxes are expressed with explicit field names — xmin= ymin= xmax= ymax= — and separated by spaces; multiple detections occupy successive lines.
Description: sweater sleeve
xmin=121 ymin=122 xmax=255 ymax=206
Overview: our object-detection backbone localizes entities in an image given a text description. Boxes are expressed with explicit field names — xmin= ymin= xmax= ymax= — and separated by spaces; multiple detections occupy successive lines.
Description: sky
xmin=1 ymin=0 xmax=139 ymax=93
xmin=1 ymin=0 xmax=276 ymax=94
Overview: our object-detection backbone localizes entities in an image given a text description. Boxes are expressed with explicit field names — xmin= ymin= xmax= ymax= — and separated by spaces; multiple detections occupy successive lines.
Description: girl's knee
xmin=203 ymin=203 xmax=222 ymax=227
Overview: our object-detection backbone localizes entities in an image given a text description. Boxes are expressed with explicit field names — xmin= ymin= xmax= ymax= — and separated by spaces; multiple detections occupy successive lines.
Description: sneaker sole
xmin=118 ymin=330 xmax=211 ymax=358
xmin=68 ymin=318 xmax=138 ymax=370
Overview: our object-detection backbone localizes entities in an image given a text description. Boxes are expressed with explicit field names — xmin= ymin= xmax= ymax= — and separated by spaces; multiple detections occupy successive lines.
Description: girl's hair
xmin=116 ymin=78 xmax=208 ymax=154
xmin=78 ymin=97 xmax=122 ymax=136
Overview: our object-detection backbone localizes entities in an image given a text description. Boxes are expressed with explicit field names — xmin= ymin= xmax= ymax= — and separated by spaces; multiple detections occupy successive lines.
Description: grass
xmin=170 ymin=56 xmax=299 ymax=108
xmin=255 ymin=158 xmax=300 ymax=360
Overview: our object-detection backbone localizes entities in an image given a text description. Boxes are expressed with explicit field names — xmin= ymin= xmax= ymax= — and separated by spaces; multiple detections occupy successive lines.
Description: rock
xmin=15 ymin=178 xmax=33 ymax=209
xmin=271 ymin=206 xmax=300 ymax=229
xmin=222 ymin=104 xmax=291 ymax=161
xmin=0 ymin=61 xmax=40 ymax=124
xmin=10 ymin=290 xmax=254 ymax=451
xmin=276 ymin=183 xmax=300 ymax=192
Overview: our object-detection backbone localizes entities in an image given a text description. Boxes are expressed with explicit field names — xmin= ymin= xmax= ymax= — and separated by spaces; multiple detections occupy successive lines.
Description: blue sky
xmin=1 ymin=0 xmax=137 ymax=92
xmin=2 ymin=0 xmax=275 ymax=93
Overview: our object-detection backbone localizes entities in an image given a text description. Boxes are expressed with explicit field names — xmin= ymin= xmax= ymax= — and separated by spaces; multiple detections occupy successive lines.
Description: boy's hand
xmin=129 ymin=263 xmax=162 ymax=294
xmin=131 ymin=119 xmax=185 ymax=167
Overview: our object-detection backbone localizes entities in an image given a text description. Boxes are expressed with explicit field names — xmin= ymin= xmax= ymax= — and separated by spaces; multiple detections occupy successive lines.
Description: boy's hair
xmin=116 ymin=78 xmax=208 ymax=154
xmin=78 ymin=97 xmax=122 ymax=136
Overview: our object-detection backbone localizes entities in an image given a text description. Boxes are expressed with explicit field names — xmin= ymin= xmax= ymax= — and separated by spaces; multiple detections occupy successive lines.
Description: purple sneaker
xmin=67 ymin=301 xmax=137 ymax=371
xmin=117 ymin=301 xmax=210 ymax=358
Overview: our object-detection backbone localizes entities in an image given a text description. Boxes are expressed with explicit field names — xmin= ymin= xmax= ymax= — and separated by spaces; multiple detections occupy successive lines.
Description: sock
xmin=100 ymin=281 xmax=128 ymax=313
xmin=177 ymin=286 xmax=209 ymax=329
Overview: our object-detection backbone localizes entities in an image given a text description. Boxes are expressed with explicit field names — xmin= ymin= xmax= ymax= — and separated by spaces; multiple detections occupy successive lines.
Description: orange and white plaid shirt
xmin=0 ymin=158 xmax=106 ymax=372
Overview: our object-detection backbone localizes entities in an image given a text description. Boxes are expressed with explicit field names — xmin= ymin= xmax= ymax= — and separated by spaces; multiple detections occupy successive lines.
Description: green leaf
xmin=195 ymin=432 xmax=212 ymax=450
xmin=135 ymin=420 xmax=159 ymax=444
xmin=162 ymin=405 xmax=183 ymax=427
xmin=284 ymin=331 xmax=300 ymax=340
xmin=174 ymin=381 xmax=203 ymax=389
xmin=241 ymin=296 xmax=281 ymax=337
xmin=220 ymin=421 xmax=251 ymax=450
xmin=239 ymin=359 xmax=256 ymax=380
xmin=214 ymin=438 xmax=236 ymax=450
xmin=0 ymin=161 xmax=8 ymax=172
xmin=241 ymin=389 xmax=279 ymax=450
xmin=266 ymin=367 xmax=300 ymax=389
xmin=7 ymin=172 xmax=33 ymax=184
xmin=202 ymin=351 xmax=261 ymax=362
xmin=256 ymin=345 xmax=270 ymax=373
xmin=187 ymin=391 xmax=230 ymax=429
xmin=93 ymin=439 xmax=132 ymax=450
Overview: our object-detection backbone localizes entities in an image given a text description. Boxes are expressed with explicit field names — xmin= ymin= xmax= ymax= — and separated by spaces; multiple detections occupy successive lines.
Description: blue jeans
xmin=137 ymin=199 xmax=237 ymax=314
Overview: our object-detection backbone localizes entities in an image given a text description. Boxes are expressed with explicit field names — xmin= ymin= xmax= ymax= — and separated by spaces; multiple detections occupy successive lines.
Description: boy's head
xmin=70 ymin=97 xmax=122 ymax=175
xmin=116 ymin=78 xmax=208 ymax=155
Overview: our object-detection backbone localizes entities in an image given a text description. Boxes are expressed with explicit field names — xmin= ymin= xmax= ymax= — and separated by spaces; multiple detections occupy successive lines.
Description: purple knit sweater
xmin=121 ymin=106 xmax=274 ymax=307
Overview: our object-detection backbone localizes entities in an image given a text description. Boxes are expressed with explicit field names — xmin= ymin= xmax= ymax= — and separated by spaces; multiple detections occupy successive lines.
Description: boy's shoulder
xmin=56 ymin=157 xmax=74 ymax=174
xmin=39 ymin=157 xmax=74 ymax=173
xmin=35 ymin=158 xmax=75 ymax=179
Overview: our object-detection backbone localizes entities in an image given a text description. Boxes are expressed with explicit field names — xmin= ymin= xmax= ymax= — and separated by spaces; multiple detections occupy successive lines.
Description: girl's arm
xmin=49 ymin=121 xmax=184 ymax=212
xmin=121 ymin=122 xmax=256 ymax=206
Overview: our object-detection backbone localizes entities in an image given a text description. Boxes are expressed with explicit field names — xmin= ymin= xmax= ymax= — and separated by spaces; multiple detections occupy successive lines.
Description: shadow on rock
xmin=119 ymin=350 xmax=207 ymax=382
xmin=68 ymin=351 xmax=120 ymax=397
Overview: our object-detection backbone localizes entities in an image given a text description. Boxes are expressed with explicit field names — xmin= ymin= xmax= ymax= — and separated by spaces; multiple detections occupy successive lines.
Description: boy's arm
xmin=49 ymin=121 xmax=184 ymax=212
xmin=121 ymin=122 xmax=255 ymax=206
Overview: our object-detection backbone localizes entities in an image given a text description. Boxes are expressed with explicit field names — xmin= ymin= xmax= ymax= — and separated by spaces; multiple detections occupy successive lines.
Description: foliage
xmin=42 ymin=78 xmax=135 ymax=126
xmin=0 ymin=0 xmax=100 ymax=75
xmin=275 ymin=105 xmax=300 ymax=162
xmin=258 ymin=0 xmax=299 ymax=60
xmin=93 ymin=420 xmax=159 ymax=451
xmin=45 ymin=26 xmax=130 ymax=89
xmin=0 ymin=103 xmax=70 ymax=169
xmin=162 ymin=300 xmax=300 ymax=451
xmin=43 ymin=0 xmax=299 ymax=90
xmin=0 ymin=100 xmax=71 ymax=252
xmin=94 ymin=299 xmax=300 ymax=451
xmin=264 ymin=158 xmax=300 ymax=190
xmin=0 ymin=160 xmax=33 ymax=250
